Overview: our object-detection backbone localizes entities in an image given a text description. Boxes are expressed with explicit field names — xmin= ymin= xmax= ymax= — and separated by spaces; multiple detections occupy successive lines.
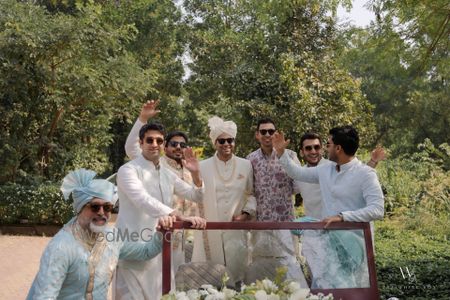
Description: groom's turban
xmin=208 ymin=116 xmax=237 ymax=144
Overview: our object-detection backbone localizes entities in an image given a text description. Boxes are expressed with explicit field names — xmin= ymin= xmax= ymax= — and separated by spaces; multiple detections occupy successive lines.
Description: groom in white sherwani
xmin=190 ymin=116 xmax=256 ymax=284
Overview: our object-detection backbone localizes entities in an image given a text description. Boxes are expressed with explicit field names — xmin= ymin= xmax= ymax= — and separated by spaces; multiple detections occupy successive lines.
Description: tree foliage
xmin=0 ymin=0 xmax=155 ymax=182
xmin=183 ymin=0 xmax=375 ymax=156
xmin=338 ymin=0 xmax=449 ymax=154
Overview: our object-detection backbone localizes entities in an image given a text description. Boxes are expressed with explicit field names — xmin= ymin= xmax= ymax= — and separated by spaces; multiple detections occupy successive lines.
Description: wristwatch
xmin=338 ymin=212 xmax=344 ymax=221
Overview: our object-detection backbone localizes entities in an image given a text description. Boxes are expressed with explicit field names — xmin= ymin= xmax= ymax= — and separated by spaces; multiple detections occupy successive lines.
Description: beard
xmin=89 ymin=216 xmax=108 ymax=233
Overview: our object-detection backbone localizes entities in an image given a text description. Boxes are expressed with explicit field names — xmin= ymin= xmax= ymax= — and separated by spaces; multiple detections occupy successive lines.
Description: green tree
xmin=183 ymin=0 xmax=375 ymax=156
xmin=338 ymin=0 xmax=449 ymax=154
xmin=0 ymin=0 xmax=153 ymax=182
xmin=34 ymin=0 xmax=189 ymax=171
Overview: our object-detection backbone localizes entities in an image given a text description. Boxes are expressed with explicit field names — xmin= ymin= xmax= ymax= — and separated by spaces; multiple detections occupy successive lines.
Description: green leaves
xmin=338 ymin=1 xmax=450 ymax=154
xmin=184 ymin=0 xmax=376 ymax=156
xmin=0 ymin=0 xmax=154 ymax=182
xmin=0 ymin=182 xmax=73 ymax=224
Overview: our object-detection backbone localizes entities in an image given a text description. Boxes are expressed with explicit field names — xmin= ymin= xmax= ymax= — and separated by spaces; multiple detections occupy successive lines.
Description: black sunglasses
xmin=259 ymin=129 xmax=276 ymax=136
xmin=168 ymin=141 xmax=187 ymax=148
xmin=145 ymin=137 xmax=164 ymax=145
xmin=217 ymin=138 xmax=235 ymax=145
xmin=88 ymin=203 xmax=114 ymax=213
xmin=304 ymin=145 xmax=322 ymax=151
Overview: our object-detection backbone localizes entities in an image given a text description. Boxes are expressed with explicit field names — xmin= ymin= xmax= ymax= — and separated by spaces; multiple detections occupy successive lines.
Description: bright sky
xmin=337 ymin=0 xmax=375 ymax=27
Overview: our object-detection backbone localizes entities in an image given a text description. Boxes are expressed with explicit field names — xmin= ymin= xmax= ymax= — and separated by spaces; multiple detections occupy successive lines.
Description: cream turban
xmin=61 ymin=169 xmax=117 ymax=213
xmin=208 ymin=116 xmax=237 ymax=144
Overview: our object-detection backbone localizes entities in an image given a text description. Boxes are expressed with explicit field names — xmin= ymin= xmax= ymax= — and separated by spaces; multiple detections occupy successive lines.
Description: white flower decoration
xmin=288 ymin=288 xmax=311 ymax=300
xmin=286 ymin=281 xmax=301 ymax=293
xmin=262 ymin=279 xmax=278 ymax=293
xmin=255 ymin=290 xmax=268 ymax=300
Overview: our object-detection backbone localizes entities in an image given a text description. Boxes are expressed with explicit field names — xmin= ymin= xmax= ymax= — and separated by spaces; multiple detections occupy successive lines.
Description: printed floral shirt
xmin=247 ymin=148 xmax=301 ymax=221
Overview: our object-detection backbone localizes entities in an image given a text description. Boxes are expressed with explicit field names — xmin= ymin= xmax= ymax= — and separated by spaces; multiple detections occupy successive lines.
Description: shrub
xmin=376 ymin=219 xmax=450 ymax=299
xmin=0 ymin=182 xmax=73 ymax=225
xmin=376 ymin=151 xmax=450 ymax=217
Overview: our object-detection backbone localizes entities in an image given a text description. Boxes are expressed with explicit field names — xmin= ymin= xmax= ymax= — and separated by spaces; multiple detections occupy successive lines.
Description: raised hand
xmin=138 ymin=100 xmax=161 ymax=123
xmin=182 ymin=147 xmax=200 ymax=174
xmin=367 ymin=145 xmax=387 ymax=168
xmin=272 ymin=131 xmax=290 ymax=157
xmin=371 ymin=146 xmax=386 ymax=163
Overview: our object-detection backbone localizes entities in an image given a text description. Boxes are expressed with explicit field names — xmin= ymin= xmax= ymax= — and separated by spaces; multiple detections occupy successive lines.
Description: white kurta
xmin=296 ymin=158 xmax=330 ymax=219
xmin=124 ymin=118 xmax=196 ymax=272
xmin=114 ymin=154 xmax=203 ymax=300
xmin=192 ymin=154 xmax=256 ymax=282
xmin=295 ymin=157 xmax=377 ymax=289
xmin=279 ymin=154 xmax=384 ymax=225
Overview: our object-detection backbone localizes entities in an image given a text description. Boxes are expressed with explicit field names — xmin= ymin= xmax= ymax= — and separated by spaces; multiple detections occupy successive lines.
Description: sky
xmin=336 ymin=0 xmax=376 ymax=27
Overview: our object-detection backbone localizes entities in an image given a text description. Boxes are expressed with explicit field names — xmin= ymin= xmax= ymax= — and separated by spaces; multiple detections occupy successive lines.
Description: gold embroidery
xmin=70 ymin=221 xmax=108 ymax=300
xmin=162 ymin=155 xmax=197 ymax=250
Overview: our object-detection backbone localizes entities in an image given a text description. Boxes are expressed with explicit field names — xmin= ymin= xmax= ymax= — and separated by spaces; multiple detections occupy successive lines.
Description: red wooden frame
xmin=161 ymin=221 xmax=380 ymax=300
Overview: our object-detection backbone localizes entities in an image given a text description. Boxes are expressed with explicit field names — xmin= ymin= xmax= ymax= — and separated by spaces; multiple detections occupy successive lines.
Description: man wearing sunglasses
xmin=27 ymin=169 xmax=169 ymax=300
xmin=298 ymin=132 xmax=386 ymax=220
xmin=246 ymin=118 xmax=306 ymax=286
xmin=116 ymin=119 xmax=206 ymax=299
xmin=274 ymin=126 xmax=385 ymax=231
xmin=273 ymin=126 xmax=385 ymax=288
xmin=190 ymin=116 xmax=256 ymax=285
xmin=124 ymin=101 xmax=198 ymax=275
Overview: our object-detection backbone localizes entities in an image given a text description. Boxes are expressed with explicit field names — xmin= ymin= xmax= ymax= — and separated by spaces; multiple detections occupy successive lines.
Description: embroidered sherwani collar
xmin=213 ymin=152 xmax=235 ymax=165
xmin=162 ymin=155 xmax=183 ymax=170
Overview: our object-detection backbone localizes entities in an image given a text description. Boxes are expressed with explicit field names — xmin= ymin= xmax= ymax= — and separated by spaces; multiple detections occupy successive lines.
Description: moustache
xmin=93 ymin=216 xmax=108 ymax=222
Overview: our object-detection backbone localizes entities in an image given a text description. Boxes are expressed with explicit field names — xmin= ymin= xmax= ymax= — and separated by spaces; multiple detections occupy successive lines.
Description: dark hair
xmin=300 ymin=132 xmax=322 ymax=148
xmin=165 ymin=131 xmax=188 ymax=146
xmin=139 ymin=122 xmax=165 ymax=141
xmin=329 ymin=126 xmax=359 ymax=156
xmin=256 ymin=118 xmax=276 ymax=131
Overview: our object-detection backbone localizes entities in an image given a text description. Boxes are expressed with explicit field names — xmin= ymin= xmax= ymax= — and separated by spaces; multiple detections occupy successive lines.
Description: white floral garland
xmin=162 ymin=269 xmax=333 ymax=300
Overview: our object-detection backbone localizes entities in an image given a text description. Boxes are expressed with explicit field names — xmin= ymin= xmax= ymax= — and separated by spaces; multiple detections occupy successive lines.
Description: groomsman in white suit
xmin=114 ymin=120 xmax=206 ymax=300
xmin=124 ymin=100 xmax=198 ymax=272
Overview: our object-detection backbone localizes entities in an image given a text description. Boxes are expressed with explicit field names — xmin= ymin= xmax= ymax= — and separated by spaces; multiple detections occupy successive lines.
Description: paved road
xmin=0 ymin=235 xmax=50 ymax=300
xmin=0 ymin=217 xmax=119 ymax=299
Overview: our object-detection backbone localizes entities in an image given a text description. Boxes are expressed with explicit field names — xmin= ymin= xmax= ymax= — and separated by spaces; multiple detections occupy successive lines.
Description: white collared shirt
xmin=279 ymin=152 xmax=384 ymax=222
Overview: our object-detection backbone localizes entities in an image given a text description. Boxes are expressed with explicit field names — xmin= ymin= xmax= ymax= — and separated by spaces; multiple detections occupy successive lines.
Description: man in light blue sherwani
xmin=26 ymin=169 xmax=177 ymax=300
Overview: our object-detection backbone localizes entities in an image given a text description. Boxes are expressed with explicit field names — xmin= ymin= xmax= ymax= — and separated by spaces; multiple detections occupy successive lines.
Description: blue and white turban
xmin=61 ymin=169 xmax=117 ymax=213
